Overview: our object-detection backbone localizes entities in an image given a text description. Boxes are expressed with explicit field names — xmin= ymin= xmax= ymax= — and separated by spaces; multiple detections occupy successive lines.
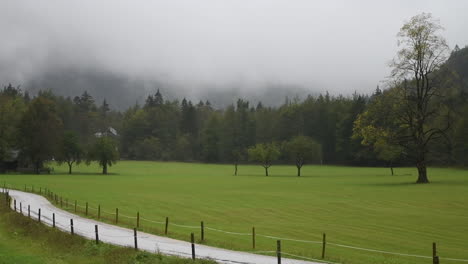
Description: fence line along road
xmin=4 ymin=189 xmax=319 ymax=264
xmin=4 ymin=184 xmax=468 ymax=264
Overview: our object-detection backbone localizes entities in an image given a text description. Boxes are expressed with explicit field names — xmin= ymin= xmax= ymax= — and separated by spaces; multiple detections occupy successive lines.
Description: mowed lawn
xmin=1 ymin=161 xmax=467 ymax=264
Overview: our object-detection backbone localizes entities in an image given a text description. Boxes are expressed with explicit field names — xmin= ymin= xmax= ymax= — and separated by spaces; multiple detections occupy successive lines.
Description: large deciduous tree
xmin=248 ymin=143 xmax=280 ymax=176
xmin=283 ymin=136 xmax=322 ymax=176
xmin=19 ymin=97 xmax=63 ymax=173
xmin=0 ymin=85 xmax=26 ymax=162
xmin=358 ymin=13 xmax=450 ymax=183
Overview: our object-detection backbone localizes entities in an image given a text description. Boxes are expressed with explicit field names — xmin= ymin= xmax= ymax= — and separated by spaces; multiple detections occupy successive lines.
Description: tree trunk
xmin=68 ymin=162 xmax=72 ymax=174
xmin=35 ymin=161 xmax=41 ymax=174
xmin=264 ymin=166 xmax=269 ymax=176
xmin=296 ymin=159 xmax=303 ymax=177
xmin=416 ymin=161 xmax=429 ymax=183
xmin=234 ymin=163 xmax=238 ymax=176
xmin=103 ymin=163 xmax=107 ymax=174
xmin=390 ymin=166 xmax=394 ymax=176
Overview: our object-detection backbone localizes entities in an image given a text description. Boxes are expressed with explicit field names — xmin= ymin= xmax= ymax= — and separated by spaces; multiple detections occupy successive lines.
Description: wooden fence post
xmin=137 ymin=212 xmax=140 ymax=228
xmin=86 ymin=202 xmax=88 ymax=216
xmin=95 ymin=225 xmax=99 ymax=244
xmin=38 ymin=208 xmax=41 ymax=222
xmin=115 ymin=208 xmax=118 ymax=223
xmin=165 ymin=217 xmax=169 ymax=235
xmin=201 ymin=221 xmax=204 ymax=241
xmin=98 ymin=205 xmax=101 ymax=219
xmin=53 ymin=213 xmax=55 ymax=228
xmin=74 ymin=200 xmax=77 ymax=212
xmin=191 ymin=233 xmax=195 ymax=260
xmin=252 ymin=227 xmax=256 ymax=249
xmin=70 ymin=219 xmax=74 ymax=235
xmin=134 ymin=228 xmax=138 ymax=250
xmin=277 ymin=240 xmax=281 ymax=264
xmin=14 ymin=199 xmax=16 ymax=211
xmin=20 ymin=202 xmax=22 ymax=213
xmin=433 ymin=242 xmax=439 ymax=264
xmin=28 ymin=205 xmax=30 ymax=218
xmin=322 ymin=233 xmax=326 ymax=259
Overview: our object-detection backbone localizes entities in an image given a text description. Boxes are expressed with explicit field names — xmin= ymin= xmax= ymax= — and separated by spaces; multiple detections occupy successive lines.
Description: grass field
xmin=1 ymin=161 xmax=467 ymax=264
xmin=0 ymin=192 xmax=215 ymax=264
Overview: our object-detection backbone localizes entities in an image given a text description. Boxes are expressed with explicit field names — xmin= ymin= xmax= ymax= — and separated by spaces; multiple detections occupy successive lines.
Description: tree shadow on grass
xmin=374 ymin=173 xmax=413 ymax=177
xmin=58 ymin=172 xmax=120 ymax=176
xmin=233 ymin=174 xmax=320 ymax=178
xmin=361 ymin=182 xmax=418 ymax=187
xmin=362 ymin=179 xmax=468 ymax=187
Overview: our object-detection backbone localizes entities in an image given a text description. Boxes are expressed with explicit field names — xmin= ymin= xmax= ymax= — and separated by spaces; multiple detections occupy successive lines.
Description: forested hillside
xmin=1 ymin=46 xmax=467 ymax=172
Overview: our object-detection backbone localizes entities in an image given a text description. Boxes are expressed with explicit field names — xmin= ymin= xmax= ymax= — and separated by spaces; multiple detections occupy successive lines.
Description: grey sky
xmin=1 ymin=0 xmax=468 ymax=96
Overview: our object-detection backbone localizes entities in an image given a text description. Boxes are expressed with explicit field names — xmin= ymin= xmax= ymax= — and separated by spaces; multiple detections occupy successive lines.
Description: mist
xmin=1 ymin=0 xmax=468 ymax=108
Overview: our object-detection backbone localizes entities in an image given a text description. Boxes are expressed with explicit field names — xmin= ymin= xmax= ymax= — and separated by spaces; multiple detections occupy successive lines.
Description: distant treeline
xmin=1 ymin=46 xmax=467 ymax=172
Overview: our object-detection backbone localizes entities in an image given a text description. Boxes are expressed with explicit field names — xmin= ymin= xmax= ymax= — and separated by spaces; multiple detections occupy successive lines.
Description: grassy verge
xmin=0 ymin=193 xmax=216 ymax=264
xmin=1 ymin=161 xmax=468 ymax=264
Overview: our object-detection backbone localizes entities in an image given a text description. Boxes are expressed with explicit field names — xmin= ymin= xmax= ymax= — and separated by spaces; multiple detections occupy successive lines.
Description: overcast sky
xmin=1 ymin=0 xmax=468 ymax=96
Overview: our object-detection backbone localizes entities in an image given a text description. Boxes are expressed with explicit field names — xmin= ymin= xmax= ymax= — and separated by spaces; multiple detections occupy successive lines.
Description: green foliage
xmin=353 ymin=89 xmax=405 ymax=169
xmin=248 ymin=143 xmax=280 ymax=176
xmin=0 ymin=88 xmax=26 ymax=161
xmin=3 ymin=38 xmax=468 ymax=171
xmin=19 ymin=96 xmax=63 ymax=173
xmin=283 ymin=136 xmax=322 ymax=176
xmin=130 ymin=136 xmax=163 ymax=161
xmin=200 ymin=115 xmax=220 ymax=162
xmin=452 ymin=106 xmax=468 ymax=166
xmin=56 ymin=130 xmax=83 ymax=174
xmin=87 ymin=136 xmax=119 ymax=174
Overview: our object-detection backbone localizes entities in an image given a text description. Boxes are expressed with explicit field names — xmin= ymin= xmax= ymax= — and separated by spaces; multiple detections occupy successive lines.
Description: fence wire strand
xmin=141 ymin=217 xmax=165 ymax=224
xmin=281 ymin=252 xmax=342 ymax=264
xmin=4 ymin=185 xmax=468 ymax=263
xmin=257 ymin=234 xmax=322 ymax=244
xmin=206 ymin=227 xmax=251 ymax=236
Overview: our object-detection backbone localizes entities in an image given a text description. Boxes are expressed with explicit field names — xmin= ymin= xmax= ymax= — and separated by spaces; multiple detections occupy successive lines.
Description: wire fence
xmin=2 ymin=183 xmax=468 ymax=264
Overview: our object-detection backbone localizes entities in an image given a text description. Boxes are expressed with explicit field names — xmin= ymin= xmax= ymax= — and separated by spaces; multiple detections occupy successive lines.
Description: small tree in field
xmin=284 ymin=136 xmax=322 ymax=176
xmin=87 ymin=136 xmax=119 ymax=174
xmin=57 ymin=131 xmax=83 ymax=174
xmin=232 ymin=148 xmax=245 ymax=176
xmin=248 ymin=143 xmax=280 ymax=176
xmin=353 ymin=89 xmax=405 ymax=176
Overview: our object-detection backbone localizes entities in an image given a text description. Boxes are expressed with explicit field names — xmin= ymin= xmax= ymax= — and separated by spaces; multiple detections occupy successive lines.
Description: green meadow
xmin=1 ymin=161 xmax=467 ymax=264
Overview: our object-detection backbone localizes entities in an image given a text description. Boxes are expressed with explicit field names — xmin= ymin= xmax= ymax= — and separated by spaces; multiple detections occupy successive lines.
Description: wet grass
xmin=0 ymin=193 xmax=216 ymax=264
xmin=1 ymin=161 xmax=468 ymax=264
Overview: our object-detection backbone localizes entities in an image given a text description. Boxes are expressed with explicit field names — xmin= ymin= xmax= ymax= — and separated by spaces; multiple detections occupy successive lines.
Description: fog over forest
xmin=1 ymin=0 xmax=468 ymax=108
